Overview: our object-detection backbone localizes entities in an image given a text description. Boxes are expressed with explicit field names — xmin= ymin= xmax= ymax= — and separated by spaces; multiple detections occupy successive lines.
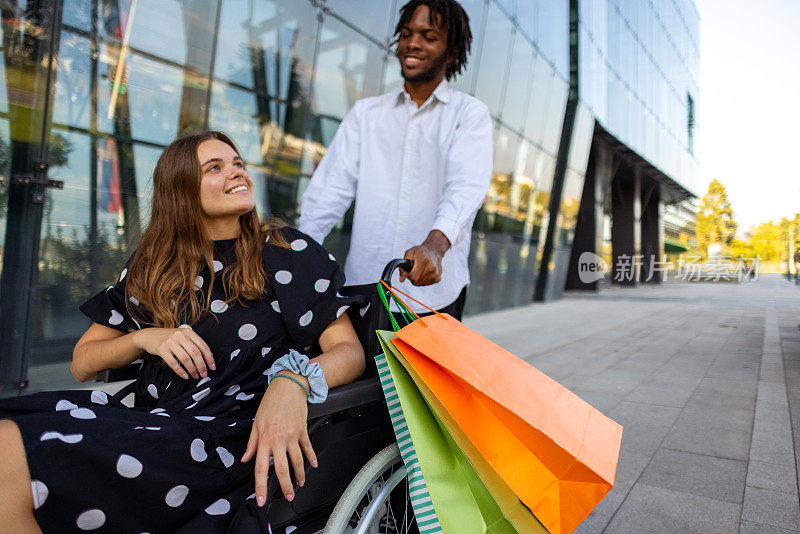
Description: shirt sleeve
xmin=267 ymin=228 xmax=366 ymax=352
xmin=79 ymin=259 xmax=144 ymax=333
xmin=432 ymin=100 xmax=494 ymax=247
xmin=298 ymin=103 xmax=362 ymax=244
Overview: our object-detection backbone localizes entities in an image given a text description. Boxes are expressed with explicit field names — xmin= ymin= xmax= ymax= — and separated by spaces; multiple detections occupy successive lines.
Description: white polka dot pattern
xmin=90 ymin=391 xmax=108 ymax=405
xmin=190 ymin=439 xmax=207 ymax=462
xmin=216 ymin=446 xmax=234 ymax=468
xmin=210 ymin=300 xmax=228 ymax=313
xmin=238 ymin=323 xmax=257 ymax=340
xmin=314 ymin=279 xmax=330 ymax=293
xmin=193 ymin=276 xmax=204 ymax=290
xmin=275 ymin=270 xmax=292 ymax=284
xmin=31 ymin=480 xmax=48 ymax=510
xmin=290 ymin=239 xmax=308 ymax=251
xmin=205 ymin=498 xmax=230 ymax=515
xmin=109 ymin=310 xmax=124 ymax=326
xmin=56 ymin=400 xmax=78 ymax=411
xmin=76 ymin=509 xmax=105 ymax=530
xmin=40 ymin=431 xmax=83 ymax=444
xmin=69 ymin=408 xmax=96 ymax=420
xmin=299 ymin=310 xmax=313 ymax=327
xmin=165 ymin=485 xmax=189 ymax=507
xmin=116 ymin=454 xmax=143 ymax=478
xmin=213 ymin=260 xmax=223 ymax=272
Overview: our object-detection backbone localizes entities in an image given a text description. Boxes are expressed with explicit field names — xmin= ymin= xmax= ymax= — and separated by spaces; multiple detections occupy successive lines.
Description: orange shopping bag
xmin=384 ymin=285 xmax=622 ymax=534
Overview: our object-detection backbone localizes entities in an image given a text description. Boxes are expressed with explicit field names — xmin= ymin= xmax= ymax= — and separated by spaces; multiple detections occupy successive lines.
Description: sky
xmin=697 ymin=0 xmax=800 ymax=233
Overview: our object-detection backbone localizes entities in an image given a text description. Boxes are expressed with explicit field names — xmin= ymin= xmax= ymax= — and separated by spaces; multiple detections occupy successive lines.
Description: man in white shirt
xmin=299 ymin=0 xmax=492 ymax=319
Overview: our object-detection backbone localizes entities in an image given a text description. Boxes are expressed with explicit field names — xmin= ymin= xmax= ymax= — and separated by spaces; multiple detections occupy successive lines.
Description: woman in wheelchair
xmin=0 ymin=131 xmax=366 ymax=533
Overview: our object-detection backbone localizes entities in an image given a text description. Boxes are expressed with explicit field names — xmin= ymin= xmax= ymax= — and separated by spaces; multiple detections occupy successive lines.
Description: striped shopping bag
xmin=375 ymin=352 xmax=443 ymax=533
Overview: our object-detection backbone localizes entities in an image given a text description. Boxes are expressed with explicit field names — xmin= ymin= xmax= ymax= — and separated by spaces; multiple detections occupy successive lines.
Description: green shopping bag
xmin=379 ymin=330 xmax=548 ymax=533
xmin=377 ymin=332 xmax=536 ymax=533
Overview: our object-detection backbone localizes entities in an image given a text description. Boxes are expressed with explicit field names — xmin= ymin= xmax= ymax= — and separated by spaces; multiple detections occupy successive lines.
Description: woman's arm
xmin=242 ymin=313 xmax=365 ymax=506
xmin=72 ymin=323 xmax=215 ymax=382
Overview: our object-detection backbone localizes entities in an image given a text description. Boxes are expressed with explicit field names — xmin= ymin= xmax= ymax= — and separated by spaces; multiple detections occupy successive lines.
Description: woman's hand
xmin=241 ymin=372 xmax=317 ymax=506
xmin=133 ymin=327 xmax=215 ymax=379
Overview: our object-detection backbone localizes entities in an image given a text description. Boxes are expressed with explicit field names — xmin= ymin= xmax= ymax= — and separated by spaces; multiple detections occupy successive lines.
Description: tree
xmin=696 ymin=179 xmax=737 ymax=256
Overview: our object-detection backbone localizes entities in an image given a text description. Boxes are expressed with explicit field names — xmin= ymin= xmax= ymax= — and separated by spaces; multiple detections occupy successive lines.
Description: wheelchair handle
xmin=381 ymin=258 xmax=414 ymax=286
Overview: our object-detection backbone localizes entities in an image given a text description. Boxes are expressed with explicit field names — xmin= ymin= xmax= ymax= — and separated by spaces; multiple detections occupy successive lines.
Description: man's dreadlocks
xmin=394 ymin=0 xmax=472 ymax=81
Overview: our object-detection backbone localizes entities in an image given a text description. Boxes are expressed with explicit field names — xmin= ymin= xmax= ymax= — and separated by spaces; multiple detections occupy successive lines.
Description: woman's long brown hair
xmin=126 ymin=131 xmax=288 ymax=328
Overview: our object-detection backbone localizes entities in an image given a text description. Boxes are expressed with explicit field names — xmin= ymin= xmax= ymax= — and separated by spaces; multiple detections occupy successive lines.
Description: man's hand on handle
xmin=399 ymin=230 xmax=450 ymax=286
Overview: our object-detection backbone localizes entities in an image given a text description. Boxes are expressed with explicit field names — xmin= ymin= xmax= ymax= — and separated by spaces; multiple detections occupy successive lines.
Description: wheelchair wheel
xmin=323 ymin=443 xmax=416 ymax=533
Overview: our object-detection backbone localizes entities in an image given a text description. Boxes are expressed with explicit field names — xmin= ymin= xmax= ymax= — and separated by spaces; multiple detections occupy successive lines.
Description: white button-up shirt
xmin=299 ymin=81 xmax=493 ymax=312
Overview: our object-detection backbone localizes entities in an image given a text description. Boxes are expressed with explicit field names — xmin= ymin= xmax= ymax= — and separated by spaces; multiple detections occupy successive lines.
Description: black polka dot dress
xmin=0 ymin=228 xmax=365 ymax=533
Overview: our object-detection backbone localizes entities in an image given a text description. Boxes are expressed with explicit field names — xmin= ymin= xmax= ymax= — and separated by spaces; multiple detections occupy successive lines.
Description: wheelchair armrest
xmin=96 ymin=361 xmax=142 ymax=383
xmin=307 ymin=377 xmax=384 ymax=420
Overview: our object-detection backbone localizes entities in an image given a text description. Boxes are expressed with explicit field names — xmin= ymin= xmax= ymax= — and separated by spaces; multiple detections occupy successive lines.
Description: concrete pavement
xmin=463 ymin=274 xmax=800 ymax=533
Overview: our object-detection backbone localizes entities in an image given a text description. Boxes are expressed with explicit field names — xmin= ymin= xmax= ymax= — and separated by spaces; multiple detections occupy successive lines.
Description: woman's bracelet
xmin=272 ymin=373 xmax=311 ymax=398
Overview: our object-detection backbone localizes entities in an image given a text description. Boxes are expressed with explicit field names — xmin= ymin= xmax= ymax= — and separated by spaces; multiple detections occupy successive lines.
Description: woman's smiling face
xmin=197 ymin=138 xmax=255 ymax=226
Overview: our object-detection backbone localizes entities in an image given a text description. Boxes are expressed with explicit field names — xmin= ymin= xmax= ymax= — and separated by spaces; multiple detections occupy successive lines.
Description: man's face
xmin=397 ymin=5 xmax=450 ymax=84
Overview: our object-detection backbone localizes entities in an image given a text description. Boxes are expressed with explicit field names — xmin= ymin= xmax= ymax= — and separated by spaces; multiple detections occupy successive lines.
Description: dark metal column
xmin=641 ymin=178 xmax=664 ymax=283
xmin=0 ymin=0 xmax=64 ymax=396
xmin=610 ymin=162 xmax=642 ymax=285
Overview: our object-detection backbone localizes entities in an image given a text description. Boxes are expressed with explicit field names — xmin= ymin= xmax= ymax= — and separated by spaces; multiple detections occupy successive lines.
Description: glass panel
xmin=214 ymin=0 xmax=317 ymax=94
xmin=472 ymin=3 xmax=513 ymax=116
xmin=53 ymin=32 xmax=92 ymax=129
xmin=447 ymin=0 xmax=486 ymax=94
xmin=501 ymin=33 xmax=534 ymax=132
xmin=541 ymin=72 xmax=567 ymax=155
xmin=63 ymin=0 xmax=92 ymax=30
xmin=309 ymin=15 xmax=383 ymax=127
xmin=34 ymin=130 xmax=91 ymax=355
xmin=536 ymin=0 xmax=568 ymax=79
xmin=209 ymin=82 xmax=262 ymax=162
xmin=325 ymin=0 xmax=392 ymax=42
xmin=125 ymin=51 xmax=183 ymax=144
xmin=495 ymin=0 xmax=515 ymax=18
xmin=467 ymin=126 xmax=543 ymax=314
xmin=567 ymin=102 xmax=594 ymax=175
xmin=523 ymin=53 xmax=552 ymax=145
xmin=106 ymin=0 xmax=216 ymax=67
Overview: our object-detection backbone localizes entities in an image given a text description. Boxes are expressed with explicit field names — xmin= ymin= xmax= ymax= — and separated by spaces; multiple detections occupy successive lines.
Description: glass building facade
xmin=0 ymin=0 xmax=698 ymax=394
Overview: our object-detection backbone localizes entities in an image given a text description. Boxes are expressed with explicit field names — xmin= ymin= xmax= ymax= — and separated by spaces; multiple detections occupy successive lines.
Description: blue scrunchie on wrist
xmin=265 ymin=350 xmax=328 ymax=404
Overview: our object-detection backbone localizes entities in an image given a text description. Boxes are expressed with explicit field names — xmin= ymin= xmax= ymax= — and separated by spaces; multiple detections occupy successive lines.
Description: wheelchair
xmin=97 ymin=259 xmax=418 ymax=533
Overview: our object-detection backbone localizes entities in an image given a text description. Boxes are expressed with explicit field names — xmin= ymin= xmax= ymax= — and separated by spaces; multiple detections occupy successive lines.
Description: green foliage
xmin=696 ymin=179 xmax=737 ymax=256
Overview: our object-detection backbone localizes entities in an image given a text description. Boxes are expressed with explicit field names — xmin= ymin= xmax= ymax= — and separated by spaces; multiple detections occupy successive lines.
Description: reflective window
xmin=447 ymin=0 xmax=486 ymax=94
xmin=523 ymin=53 xmax=552 ymax=145
xmin=53 ymin=32 xmax=92 ymax=130
xmin=473 ymin=3 xmax=513 ymax=116
xmin=501 ymin=33 xmax=534 ymax=132
xmin=310 ymin=15 xmax=383 ymax=126
xmin=325 ymin=0 xmax=392 ymax=42
xmin=541 ymin=73 xmax=568 ymax=155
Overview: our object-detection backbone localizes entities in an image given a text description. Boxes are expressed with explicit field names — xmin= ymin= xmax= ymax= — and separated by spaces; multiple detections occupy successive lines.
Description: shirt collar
xmin=396 ymin=79 xmax=451 ymax=108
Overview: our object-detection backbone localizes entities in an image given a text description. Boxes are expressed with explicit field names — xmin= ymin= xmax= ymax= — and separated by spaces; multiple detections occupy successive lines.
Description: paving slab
xmin=638 ymin=448 xmax=747 ymax=503
xmin=605 ymin=484 xmax=741 ymax=534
